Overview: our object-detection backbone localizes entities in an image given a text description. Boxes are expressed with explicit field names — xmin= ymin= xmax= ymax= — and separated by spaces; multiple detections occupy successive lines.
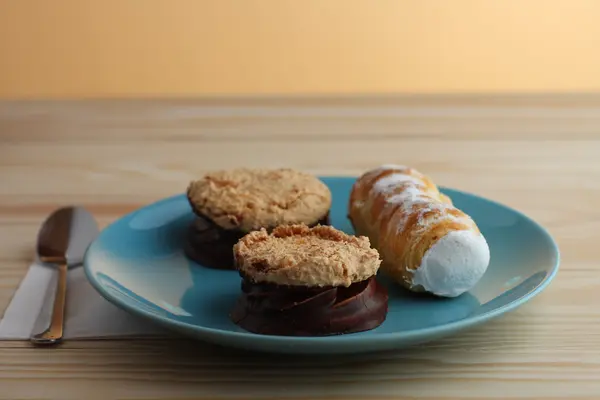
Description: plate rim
xmin=84 ymin=176 xmax=561 ymax=346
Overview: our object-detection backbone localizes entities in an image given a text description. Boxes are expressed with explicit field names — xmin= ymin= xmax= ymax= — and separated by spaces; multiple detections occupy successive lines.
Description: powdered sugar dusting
xmin=386 ymin=186 xmax=430 ymax=233
xmin=354 ymin=200 xmax=365 ymax=209
xmin=426 ymin=210 xmax=465 ymax=227
xmin=369 ymin=167 xmax=470 ymax=236
xmin=373 ymin=173 xmax=422 ymax=195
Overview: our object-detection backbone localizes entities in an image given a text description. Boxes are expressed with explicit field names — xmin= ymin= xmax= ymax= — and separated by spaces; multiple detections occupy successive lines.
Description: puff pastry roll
xmin=348 ymin=165 xmax=490 ymax=297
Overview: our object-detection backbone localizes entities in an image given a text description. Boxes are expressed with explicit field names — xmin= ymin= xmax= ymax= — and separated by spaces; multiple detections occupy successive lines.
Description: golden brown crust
xmin=233 ymin=224 xmax=382 ymax=287
xmin=187 ymin=168 xmax=331 ymax=232
xmin=348 ymin=165 xmax=481 ymax=290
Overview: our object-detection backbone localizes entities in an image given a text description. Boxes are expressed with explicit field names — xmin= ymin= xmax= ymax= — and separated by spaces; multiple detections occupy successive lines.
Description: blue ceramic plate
xmin=84 ymin=177 xmax=559 ymax=354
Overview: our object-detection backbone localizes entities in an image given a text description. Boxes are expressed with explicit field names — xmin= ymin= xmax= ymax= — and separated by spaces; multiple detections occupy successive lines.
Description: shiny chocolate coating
xmin=230 ymin=276 xmax=388 ymax=336
xmin=184 ymin=213 xmax=330 ymax=270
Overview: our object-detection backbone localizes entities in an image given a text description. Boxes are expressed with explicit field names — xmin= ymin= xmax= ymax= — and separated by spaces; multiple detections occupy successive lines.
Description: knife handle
xmin=30 ymin=262 xmax=67 ymax=345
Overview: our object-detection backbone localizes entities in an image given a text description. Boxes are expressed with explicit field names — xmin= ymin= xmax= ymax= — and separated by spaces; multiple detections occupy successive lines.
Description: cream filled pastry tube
xmin=348 ymin=165 xmax=490 ymax=297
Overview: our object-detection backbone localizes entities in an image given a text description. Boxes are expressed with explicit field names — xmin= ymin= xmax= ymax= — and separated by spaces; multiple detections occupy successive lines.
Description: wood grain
xmin=0 ymin=94 xmax=598 ymax=399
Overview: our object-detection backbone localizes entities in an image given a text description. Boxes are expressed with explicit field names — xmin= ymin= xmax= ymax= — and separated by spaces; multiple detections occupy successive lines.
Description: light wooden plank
xmin=3 ymin=95 xmax=600 ymax=143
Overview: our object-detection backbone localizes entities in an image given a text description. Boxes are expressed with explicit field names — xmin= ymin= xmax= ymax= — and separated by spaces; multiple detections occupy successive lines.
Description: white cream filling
xmin=410 ymin=230 xmax=490 ymax=297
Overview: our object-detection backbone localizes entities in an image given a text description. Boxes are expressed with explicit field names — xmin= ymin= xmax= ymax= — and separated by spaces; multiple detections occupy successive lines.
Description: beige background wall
xmin=1 ymin=0 xmax=600 ymax=99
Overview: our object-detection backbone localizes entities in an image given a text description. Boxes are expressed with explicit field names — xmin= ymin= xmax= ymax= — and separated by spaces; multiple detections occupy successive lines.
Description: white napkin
xmin=0 ymin=263 xmax=169 ymax=340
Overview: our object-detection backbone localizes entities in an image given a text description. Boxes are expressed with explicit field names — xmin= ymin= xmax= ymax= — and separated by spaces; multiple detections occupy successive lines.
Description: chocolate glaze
xmin=184 ymin=213 xmax=330 ymax=270
xmin=230 ymin=276 xmax=388 ymax=336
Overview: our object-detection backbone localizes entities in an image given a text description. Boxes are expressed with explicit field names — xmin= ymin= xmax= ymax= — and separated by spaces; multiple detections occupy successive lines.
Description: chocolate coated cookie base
xmin=184 ymin=213 xmax=330 ymax=270
xmin=230 ymin=276 xmax=388 ymax=336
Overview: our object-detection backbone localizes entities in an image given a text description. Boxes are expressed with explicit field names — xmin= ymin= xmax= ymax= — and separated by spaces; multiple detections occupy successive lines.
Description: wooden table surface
xmin=0 ymin=94 xmax=598 ymax=399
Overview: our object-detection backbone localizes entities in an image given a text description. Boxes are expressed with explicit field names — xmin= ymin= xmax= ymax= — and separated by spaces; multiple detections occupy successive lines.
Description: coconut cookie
xmin=230 ymin=224 xmax=388 ymax=336
xmin=184 ymin=168 xmax=331 ymax=269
